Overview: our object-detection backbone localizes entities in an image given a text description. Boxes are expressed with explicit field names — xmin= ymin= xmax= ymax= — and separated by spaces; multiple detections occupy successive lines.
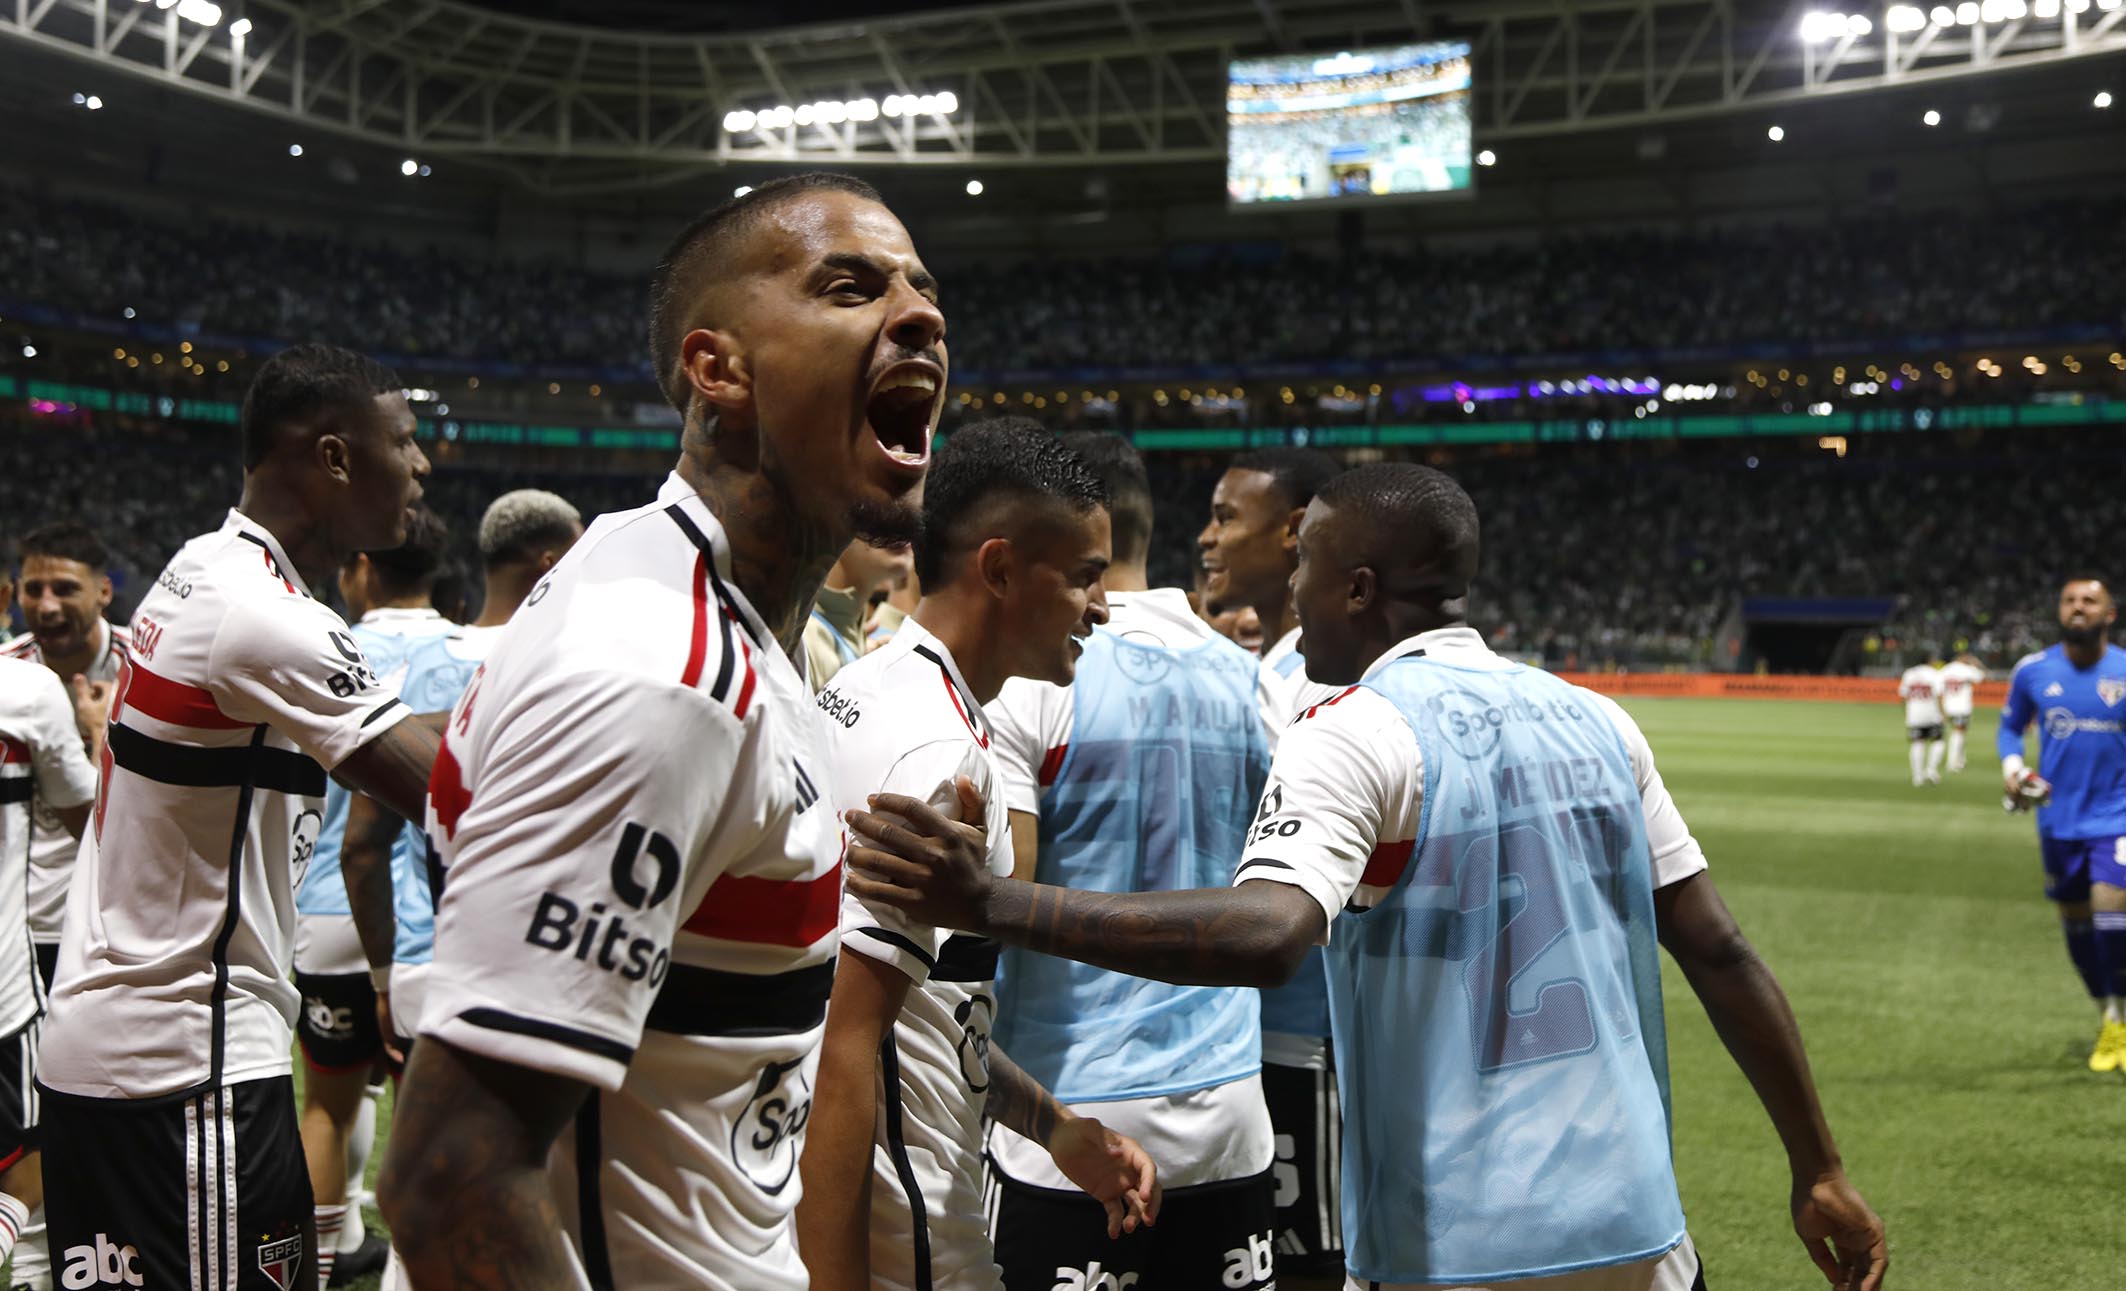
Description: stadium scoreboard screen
xmin=1227 ymin=42 xmax=1474 ymax=207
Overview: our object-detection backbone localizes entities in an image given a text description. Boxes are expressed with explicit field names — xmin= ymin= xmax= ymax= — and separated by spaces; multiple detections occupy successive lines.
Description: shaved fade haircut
xmin=479 ymin=489 xmax=582 ymax=569
xmin=647 ymin=171 xmax=885 ymax=414
xmin=915 ymin=418 xmax=1108 ymax=588
xmin=1231 ymin=446 xmax=1342 ymax=513
xmin=240 ymin=343 xmax=402 ymax=472
xmin=1317 ymin=462 xmax=1481 ymax=597
xmin=1059 ymin=432 xmax=1152 ymax=566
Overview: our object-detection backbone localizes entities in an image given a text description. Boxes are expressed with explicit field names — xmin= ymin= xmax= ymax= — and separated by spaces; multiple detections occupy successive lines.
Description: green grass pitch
xmin=322 ymin=696 xmax=2119 ymax=1290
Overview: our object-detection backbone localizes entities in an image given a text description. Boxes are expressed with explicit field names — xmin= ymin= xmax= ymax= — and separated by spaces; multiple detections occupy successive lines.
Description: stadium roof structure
xmin=3 ymin=0 xmax=2124 ymax=195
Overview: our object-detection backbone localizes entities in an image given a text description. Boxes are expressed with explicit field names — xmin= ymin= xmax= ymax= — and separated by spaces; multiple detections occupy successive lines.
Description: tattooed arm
xmin=334 ymin=713 xmax=444 ymax=823
xmin=988 ymin=1046 xmax=1163 ymax=1238
xmin=845 ymin=786 xmax=1323 ymax=988
xmin=377 ymin=1038 xmax=589 ymax=1290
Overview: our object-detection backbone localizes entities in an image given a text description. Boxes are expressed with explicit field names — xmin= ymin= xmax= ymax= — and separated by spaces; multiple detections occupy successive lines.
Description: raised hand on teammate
xmin=844 ymin=775 xmax=996 ymax=933
xmin=1793 ymin=1168 xmax=1887 ymax=1291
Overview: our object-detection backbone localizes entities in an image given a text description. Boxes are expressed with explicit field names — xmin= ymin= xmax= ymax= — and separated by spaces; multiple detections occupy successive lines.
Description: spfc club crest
xmin=256 ymin=1234 xmax=303 ymax=1291
xmin=2100 ymin=678 xmax=2126 ymax=708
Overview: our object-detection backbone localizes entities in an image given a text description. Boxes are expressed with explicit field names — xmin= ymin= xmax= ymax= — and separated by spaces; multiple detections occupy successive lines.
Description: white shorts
xmin=387 ymin=963 xmax=431 ymax=1043
xmin=293 ymin=912 xmax=366 ymax=977
xmin=1350 ymin=1234 xmax=1700 ymax=1291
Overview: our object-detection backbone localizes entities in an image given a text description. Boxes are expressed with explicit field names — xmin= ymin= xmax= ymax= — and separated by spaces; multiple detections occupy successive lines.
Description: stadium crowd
xmin=4 ymin=183 xmax=2122 ymax=374
xmin=5 ymin=409 xmax=2104 ymax=672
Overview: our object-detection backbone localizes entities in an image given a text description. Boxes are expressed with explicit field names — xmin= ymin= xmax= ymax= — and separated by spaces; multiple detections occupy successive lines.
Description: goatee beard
xmin=2062 ymin=624 xmax=2105 ymax=648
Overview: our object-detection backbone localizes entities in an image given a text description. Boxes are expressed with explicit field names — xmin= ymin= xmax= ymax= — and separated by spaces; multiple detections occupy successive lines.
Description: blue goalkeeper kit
xmin=1997 ymin=643 xmax=2126 ymax=841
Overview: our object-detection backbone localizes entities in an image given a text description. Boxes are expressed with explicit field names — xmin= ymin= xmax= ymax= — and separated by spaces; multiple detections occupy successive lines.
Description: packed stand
xmin=4 ymin=184 xmax=2123 ymax=377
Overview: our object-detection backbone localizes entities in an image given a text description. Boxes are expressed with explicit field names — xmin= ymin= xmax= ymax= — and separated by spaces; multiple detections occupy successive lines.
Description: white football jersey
xmin=1234 ymin=627 xmax=1710 ymax=925
xmin=1938 ymin=660 xmax=1984 ymax=718
xmin=3 ymin=621 xmax=130 ymax=946
xmin=984 ymin=588 xmax=1275 ymax=1191
xmin=1899 ymin=665 xmax=1946 ymax=728
xmin=420 ymin=472 xmax=842 ymax=1291
xmin=0 ymin=656 xmax=98 ymax=1035
xmin=818 ymin=615 xmax=1014 ymax=1291
xmin=41 ymin=511 xmax=409 ymax=1099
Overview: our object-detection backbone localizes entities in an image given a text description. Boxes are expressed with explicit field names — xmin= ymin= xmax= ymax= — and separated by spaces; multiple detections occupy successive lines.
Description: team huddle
xmin=0 ymin=175 xmax=1901 ymax=1291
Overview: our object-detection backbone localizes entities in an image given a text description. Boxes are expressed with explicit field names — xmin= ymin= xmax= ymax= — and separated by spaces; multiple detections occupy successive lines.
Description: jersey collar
xmin=655 ymin=471 xmax=773 ymax=649
xmin=222 ymin=509 xmax=310 ymax=597
xmin=360 ymin=607 xmax=446 ymax=626
xmin=894 ymin=614 xmax=991 ymax=747
xmin=1361 ymin=624 xmax=1494 ymax=680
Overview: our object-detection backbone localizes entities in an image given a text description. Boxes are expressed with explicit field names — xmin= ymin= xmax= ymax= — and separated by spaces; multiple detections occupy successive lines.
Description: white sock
xmin=343 ymin=1084 xmax=382 ymax=1248
xmin=13 ymin=1202 xmax=51 ymax=1288
xmin=1947 ymin=728 xmax=1966 ymax=768
xmin=1909 ymin=742 xmax=1926 ymax=784
xmin=2106 ymin=997 xmax=2125 ymax=1025
xmin=0 ymin=1190 xmax=30 ymax=1264
xmin=1926 ymin=741 xmax=1946 ymax=776
xmin=315 ymin=1203 xmax=347 ymax=1289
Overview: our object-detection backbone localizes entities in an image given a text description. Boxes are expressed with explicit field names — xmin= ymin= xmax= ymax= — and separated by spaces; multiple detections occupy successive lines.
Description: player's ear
xmin=682 ymin=329 xmax=751 ymax=423
xmin=974 ymin=536 xmax=1012 ymax=599
xmin=1282 ymin=506 xmax=1305 ymax=553
xmin=316 ymin=431 xmax=353 ymax=485
xmin=1348 ymin=564 xmax=1377 ymax=612
xmin=96 ymin=574 xmax=113 ymax=611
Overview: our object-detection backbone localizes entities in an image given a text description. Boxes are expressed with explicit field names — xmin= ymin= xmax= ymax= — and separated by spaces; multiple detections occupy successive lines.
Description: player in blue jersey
xmin=985 ymin=433 xmax=1279 ymax=1291
xmin=1997 ymin=574 xmax=2126 ymax=1071
xmin=291 ymin=508 xmax=454 ymax=1286
xmin=848 ymin=463 xmax=1886 ymax=1291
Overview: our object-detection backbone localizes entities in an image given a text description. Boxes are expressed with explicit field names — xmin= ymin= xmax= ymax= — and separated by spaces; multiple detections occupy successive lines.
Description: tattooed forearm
xmin=336 ymin=716 xmax=443 ymax=823
xmin=379 ymin=1039 xmax=590 ymax=1290
xmin=980 ymin=880 xmax=1323 ymax=989
xmin=984 ymin=1046 xmax=1063 ymax=1146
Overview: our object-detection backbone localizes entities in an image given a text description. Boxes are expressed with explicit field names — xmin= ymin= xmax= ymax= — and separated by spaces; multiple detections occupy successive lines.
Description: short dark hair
xmin=18 ymin=520 xmax=109 ymax=573
xmin=915 ymin=418 xmax=1108 ymax=588
xmin=2063 ymin=573 xmax=2113 ymax=598
xmin=356 ymin=507 xmax=451 ymax=598
xmin=240 ymin=344 xmax=402 ymax=472
xmin=1230 ymin=446 xmax=1342 ymax=512
xmin=1317 ymin=462 xmax=1481 ymax=595
xmin=1059 ymin=432 xmax=1152 ymax=567
xmin=647 ymin=172 xmax=885 ymax=414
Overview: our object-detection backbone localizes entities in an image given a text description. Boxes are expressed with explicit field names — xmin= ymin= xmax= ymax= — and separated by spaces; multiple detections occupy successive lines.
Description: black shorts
xmin=988 ymin=1167 xmax=1277 ymax=1291
xmin=1263 ymin=1056 xmax=1344 ymax=1276
xmin=40 ymin=1075 xmax=315 ymax=1291
xmin=1907 ymin=725 xmax=1944 ymax=743
xmin=293 ymin=970 xmax=381 ymax=1074
xmin=0 ymin=1017 xmax=40 ymax=1170
xmin=34 ymin=942 xmax=58 ymax=992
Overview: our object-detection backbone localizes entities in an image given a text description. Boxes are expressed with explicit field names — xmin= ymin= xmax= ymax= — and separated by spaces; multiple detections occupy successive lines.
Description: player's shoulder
xmin=821 ymin=637 xmax=971 ymax=741
xmin=0 ymin=635 xmax=38 ymax=662
xmin=2008 ymin=647 xmax=2056 ymax=680
xmin=1287 ymin=682 xmax=1406 ymax=742
xmin=0 ymin=654 xmax=68 ymax=721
